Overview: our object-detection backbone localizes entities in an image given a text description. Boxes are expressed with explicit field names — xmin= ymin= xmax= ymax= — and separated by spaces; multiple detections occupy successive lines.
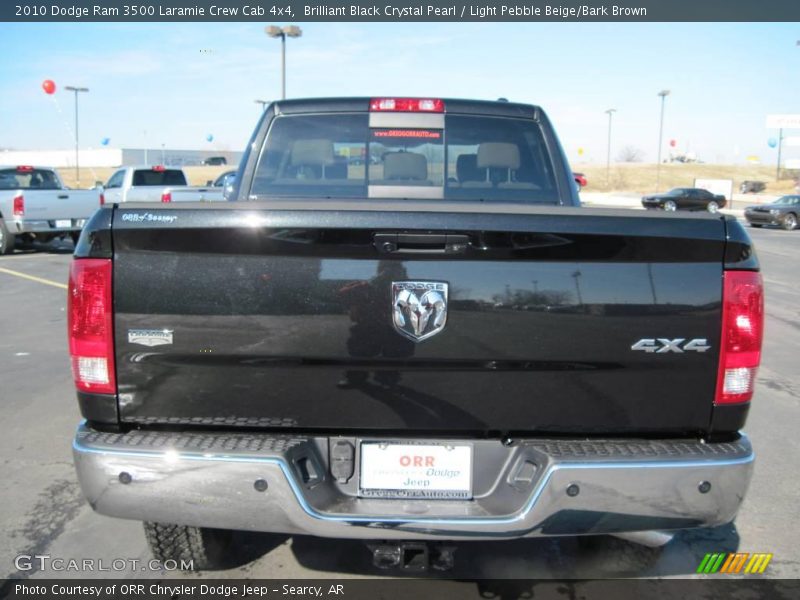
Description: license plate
xmin=359 ymin=442 xmax=472 ymax=499
xmin=55 ymin=219 xmax=71 ymax=228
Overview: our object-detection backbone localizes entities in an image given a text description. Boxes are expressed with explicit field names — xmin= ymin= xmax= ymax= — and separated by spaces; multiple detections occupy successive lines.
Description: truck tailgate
xmin=112 ymin=203 xmax=727 ymax=435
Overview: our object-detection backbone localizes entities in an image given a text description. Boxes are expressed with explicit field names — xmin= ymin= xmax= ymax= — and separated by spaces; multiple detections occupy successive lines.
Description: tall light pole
xmin=255 ymin=99 xmax=269 ymax=112
xmin=64 ymin=86 xmax=89 ymax=187
xmin=605 ymin=108 xmax=616 ymax=187
xmin=265 ymin=25 xmax=302 ymax=100
xmin=655 ymin=90 xmax=670 ymax=191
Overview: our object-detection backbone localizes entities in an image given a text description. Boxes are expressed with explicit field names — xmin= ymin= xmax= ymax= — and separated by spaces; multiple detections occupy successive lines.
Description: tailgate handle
xmin=374 ymin=233 xmax=470 ymax=254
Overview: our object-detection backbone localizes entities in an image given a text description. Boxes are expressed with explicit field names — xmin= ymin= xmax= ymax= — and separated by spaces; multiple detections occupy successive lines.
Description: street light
xmin=64 ymin=86 xmax=89 ymax=187
xmin=255 ymin=99 xmax=269 ymax=112
xmin=265 ymin=25 xmax=302 ymax=100
xmin=656 ymin=90 xmax=670 ymax=191
xmin=605 ymin=108 xmax=616 ymax=187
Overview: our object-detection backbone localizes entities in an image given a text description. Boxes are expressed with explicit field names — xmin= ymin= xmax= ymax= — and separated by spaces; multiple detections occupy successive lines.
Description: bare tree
xmin=616 ymin=146 xmax=645 ymax=163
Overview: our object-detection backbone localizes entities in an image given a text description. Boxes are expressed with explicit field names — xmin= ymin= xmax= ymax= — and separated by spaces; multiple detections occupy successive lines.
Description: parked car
xmin=642 ymin=187 xmax=726 ymax=212
xmin=740 ymin=180 xmax=766 ymax=194
xmin=0 ymin=165 xmax=104 ymax=254
xmin=203 ymin=156 xmax=227 ymax=166
xmin=573 ymin=172 xmax=587 ymax=191
xmin=70 ymin=97 xmax=760 ymax=572
xmin=744 ymin=195 xmax=799 ymax=230
xmin=101 ymin=166 xmax=224 ymax=203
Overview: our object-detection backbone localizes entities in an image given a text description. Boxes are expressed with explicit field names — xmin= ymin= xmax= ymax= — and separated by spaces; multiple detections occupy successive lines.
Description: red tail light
xmin=99 ymin=193 xmax=105 ymax=206
xmin=16 ymin=165 xmax=34 ymax=173
xmin=152 ymin=165 xmax=166 ymax=172
xmin=715 ymin=271 xmax=764 ymax=405
xmin=13 ymin=194 xmax=24 ymax=216
xmin=68 ymin=259 xmax=116 ymax=395
xmin=370 ymin=98 xmax=445 ymax=112
xmin=161 ymin=192 xmax=172 ymax=203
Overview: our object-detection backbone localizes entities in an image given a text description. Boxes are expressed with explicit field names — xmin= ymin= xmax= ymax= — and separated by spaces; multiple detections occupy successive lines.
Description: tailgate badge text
xmin=128 ymin=329 xmax=174 ymax=347
xmin=391 ymin=281 xmax=448 ymax=342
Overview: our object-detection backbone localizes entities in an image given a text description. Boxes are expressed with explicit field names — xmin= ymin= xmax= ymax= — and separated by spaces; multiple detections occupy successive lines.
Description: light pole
xmin=255 ymin=99 xmax=269 ymax=112
xmin=605 ymin=108 xmax=616 ymax=187
xmin=265 ymin=25 xmax=302 ymax=100
xmin=64 ymin=86 xmax=89 ymax=187
xmin=655 ymin=90 xmax=670 ymax=191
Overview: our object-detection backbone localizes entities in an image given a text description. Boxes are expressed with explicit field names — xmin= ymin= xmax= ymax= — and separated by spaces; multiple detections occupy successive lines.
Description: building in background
xmin=0 ymin=148 xmax=243 ymax=168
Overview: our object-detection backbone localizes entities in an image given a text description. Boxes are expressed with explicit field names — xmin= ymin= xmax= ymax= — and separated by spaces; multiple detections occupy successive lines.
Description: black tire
xmin=143 ymin=522 xmax=234 ymax=571
xmin=781 ymin=213 xmax=798 ymax=231
xmin=0 ymin=221 xmax=15 ymax=255
xmin=749 ymin=223 xmax=763 ymax=228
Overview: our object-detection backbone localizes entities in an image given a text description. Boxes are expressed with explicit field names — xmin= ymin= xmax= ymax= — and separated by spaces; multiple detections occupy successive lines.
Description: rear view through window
xmin=132 ymin=169 xmax=187 ymax=186
xmin=0 ymin=168 xmax=60 ymax=190
xmin=251 ymin=113 xmax=558 ymax=203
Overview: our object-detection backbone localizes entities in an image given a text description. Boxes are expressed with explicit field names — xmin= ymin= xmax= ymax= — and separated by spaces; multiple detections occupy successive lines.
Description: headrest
xmin=456 ymin=153 xmax=482 ymax=182
xmin=477 ymin=143 xmax=520 ymax=170
xmin=383 ymin=152 xmax=428 ymax=181
xmin=291 ymin=139 xmax=335 ymax=166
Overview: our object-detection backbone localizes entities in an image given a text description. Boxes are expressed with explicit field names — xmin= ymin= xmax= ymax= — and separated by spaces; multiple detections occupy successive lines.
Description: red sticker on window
xmin=372 ymin=129 xmax=442 ymax=139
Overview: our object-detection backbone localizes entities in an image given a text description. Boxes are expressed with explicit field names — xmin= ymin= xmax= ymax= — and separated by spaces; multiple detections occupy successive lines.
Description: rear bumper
xmin=72 ymin=423 xmax=753 ymax=540
xmin=7 ymin=218 xmax=85 ymax=234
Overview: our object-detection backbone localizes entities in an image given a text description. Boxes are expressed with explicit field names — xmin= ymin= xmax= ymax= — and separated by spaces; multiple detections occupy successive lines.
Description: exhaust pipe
xmin=611 ymin=530 xmax=675 ymax=548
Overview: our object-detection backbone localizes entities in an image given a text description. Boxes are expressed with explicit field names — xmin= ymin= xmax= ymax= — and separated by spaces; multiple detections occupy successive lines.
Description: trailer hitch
xmin=367 ymin=542 xmax=456 ymax=571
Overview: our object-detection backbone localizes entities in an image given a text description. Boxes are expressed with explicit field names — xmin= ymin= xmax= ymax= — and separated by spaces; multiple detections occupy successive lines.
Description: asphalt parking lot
xmin=0 ymin=223 xmax=797 ymax=587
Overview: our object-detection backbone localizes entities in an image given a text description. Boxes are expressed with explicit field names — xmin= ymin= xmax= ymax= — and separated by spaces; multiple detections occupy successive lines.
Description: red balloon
xmin=42 ymin=79 xmax=56 ymax=95
xmin=669 ymin=139 xmax=677 ymax=147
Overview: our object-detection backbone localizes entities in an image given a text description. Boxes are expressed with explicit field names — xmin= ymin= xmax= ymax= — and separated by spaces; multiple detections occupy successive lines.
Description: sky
xmin=0 ymin=22 xmax=798 ymax=165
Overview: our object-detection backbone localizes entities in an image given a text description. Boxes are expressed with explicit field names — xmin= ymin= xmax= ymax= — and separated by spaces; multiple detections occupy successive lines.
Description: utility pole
xmin=605 ymin=108 xmax=616 ymax=187
xmin=64 ymin=86 xmax=89 ymax=186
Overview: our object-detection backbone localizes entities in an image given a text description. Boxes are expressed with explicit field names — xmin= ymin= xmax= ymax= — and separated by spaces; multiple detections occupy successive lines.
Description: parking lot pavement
xmin=0 ymin=227 xmax=797 ymax=585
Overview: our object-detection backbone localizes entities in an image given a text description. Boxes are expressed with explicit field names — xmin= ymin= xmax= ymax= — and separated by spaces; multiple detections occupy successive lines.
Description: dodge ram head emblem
xmin=392 ymin=281 xmax=449 ymax=342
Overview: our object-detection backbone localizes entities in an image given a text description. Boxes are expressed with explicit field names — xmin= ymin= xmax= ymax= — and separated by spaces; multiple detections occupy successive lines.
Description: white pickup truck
xmin=101 ymin=166 xmax=225 ymax=204
xmin=0 ymin=165 xmax=104 ymax=255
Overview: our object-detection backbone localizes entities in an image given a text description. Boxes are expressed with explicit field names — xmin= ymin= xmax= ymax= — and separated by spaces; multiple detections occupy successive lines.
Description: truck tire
xmin=0 ymin=221 xmax=15 ymax=255
xmin=143 ymin=522 xmax=234 ymax=571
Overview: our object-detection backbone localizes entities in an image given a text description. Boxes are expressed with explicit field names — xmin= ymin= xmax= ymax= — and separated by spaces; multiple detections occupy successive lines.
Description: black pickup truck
xmin=69 ymin=98 xmax=763 ymax=570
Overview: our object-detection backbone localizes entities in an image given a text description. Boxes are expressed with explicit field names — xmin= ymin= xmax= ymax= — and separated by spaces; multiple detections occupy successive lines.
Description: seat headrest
xmin=456 ymin=153 xmax=483 ymax=182
xmin=477 ymin=143 xmax=520 ymax=170
xmin=383 ymin=152 xmax=428 ymax=181
xmin=291 ymin=139 xmax=335 ymax=166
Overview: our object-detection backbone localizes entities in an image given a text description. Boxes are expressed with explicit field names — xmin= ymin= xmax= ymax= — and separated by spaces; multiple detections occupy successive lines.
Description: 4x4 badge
xmin=391 ymin=281 xmax=448 ymax=342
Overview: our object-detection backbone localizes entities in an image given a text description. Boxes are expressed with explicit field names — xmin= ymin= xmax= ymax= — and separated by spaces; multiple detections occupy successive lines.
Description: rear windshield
xmin=250 ymin=113 xmax=558 ymax=203
xmin=0 ymin=168 xmax=60 ymax=190
xmin=132 ymin=169 xmax=187 ymax=186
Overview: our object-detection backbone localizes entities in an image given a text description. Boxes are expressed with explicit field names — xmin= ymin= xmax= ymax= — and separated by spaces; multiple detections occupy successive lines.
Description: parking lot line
xmin=0 ymin=266 xmax=67 ymax=290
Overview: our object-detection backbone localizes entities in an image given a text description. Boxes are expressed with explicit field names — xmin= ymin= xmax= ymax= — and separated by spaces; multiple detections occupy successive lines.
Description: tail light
xmin=68 ymin=259 xmax=116 ymax=395
xmin=715 ymin=271 xmax=764 ymax=404
xmin=99 ymin=193 xmax=105 ymax=206
xmin=152 ymin=165 xmax=166 ymax=172
xmin=13 ymin=194 xmax=24 ymax=216
xmin=370 ymin=98 xmax=445 ymax=112
xmin=161 ymin=192 xmax=172 ymax=203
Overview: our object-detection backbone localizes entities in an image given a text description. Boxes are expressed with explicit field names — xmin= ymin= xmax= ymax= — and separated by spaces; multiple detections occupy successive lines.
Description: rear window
xmin=250 ymin=113 xmax=558 ymax=203
xmin=0 ymin=168 xmax=60 ymax=190
xmin=132 ymin=169 xmax=187 ymax=186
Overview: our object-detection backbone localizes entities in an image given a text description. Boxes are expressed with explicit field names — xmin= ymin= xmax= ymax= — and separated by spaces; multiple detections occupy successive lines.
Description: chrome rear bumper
xmin=73 ymin=424 xmax=753 ymax=540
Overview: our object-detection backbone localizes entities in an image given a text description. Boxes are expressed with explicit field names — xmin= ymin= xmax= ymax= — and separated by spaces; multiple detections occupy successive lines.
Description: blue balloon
xmin=768 ymin=138 xmax=777 ymax=148
xmin=206 ymin=134 xmax=214 ymax=142
xmin=101 ymin=137 xmax=110 ymax=146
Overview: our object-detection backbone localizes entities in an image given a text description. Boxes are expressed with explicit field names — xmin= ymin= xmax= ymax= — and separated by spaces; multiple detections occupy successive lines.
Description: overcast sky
xmin=1 ymin=22 xmax=798 ymax=164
